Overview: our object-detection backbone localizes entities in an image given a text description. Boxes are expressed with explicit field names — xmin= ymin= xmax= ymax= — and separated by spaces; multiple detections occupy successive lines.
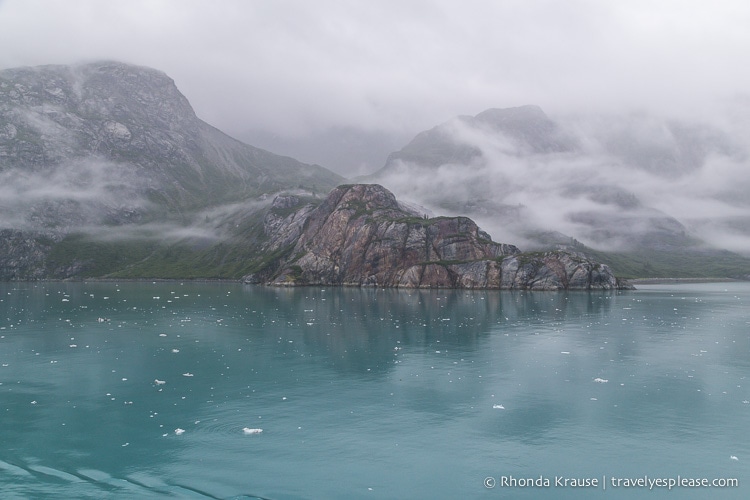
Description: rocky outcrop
xmin=249 ymin=184 xmax=631 ymax=290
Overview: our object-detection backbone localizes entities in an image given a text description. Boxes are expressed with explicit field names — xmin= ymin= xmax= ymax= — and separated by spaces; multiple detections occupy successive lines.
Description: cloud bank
xmin=2 ymin=1 xmax=750 ymax=173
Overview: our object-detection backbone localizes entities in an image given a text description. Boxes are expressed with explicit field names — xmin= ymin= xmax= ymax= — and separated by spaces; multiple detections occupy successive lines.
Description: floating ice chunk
xmin=182 ymin=373 xmax=194 ymax=377
xmin=492 ymin=404 xmax=505 ymax=409
xmin=154 ymin=379 xmax=166 ymax=385
xmin=594 ymin=378 xmax=609 ymax=383
xmin=174 ymin=428 xmax=185 ymax=435
xmin=243 ymin=428 xmax=263 ymax=435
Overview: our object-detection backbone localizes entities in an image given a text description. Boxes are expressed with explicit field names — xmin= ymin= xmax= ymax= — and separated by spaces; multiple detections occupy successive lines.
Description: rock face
xmin=0 ymin=61 xmax=341 ymax=213
xmin=0 ymin=61 xmax=342 ymax=280
xmin=252 ymin=184 xmax=631 ymax=290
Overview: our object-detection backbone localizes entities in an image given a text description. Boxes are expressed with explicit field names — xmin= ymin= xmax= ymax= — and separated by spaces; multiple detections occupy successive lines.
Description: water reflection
xmin=0 ymin=283 xmax=748 ymax=499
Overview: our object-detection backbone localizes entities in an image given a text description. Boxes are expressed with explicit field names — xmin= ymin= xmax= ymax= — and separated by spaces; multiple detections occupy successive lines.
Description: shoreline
xmin=629 ymin=277 xmax=744 ymax=285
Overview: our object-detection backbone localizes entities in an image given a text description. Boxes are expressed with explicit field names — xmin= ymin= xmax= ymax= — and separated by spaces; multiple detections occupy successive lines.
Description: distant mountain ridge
xmin=0 ymin=62 xmax=747 ymax=281
xmin=379 ymin=105 xmax=576 ymax=172
xmin=0 ymin=61 xmax=343 ymax=279
xmin=0 ymin=61 xmax=341 ymax=215
xmin=369 ymin=105 xmax=750 ymax=279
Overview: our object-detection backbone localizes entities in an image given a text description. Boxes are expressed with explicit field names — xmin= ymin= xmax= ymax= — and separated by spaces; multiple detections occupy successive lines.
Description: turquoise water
xmin=0 ymin=281 xmax=748 ymax=499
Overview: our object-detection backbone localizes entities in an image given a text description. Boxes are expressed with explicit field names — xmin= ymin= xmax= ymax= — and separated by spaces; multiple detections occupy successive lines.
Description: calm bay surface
xmin=0 ymin=281 xmax=748 ymax=499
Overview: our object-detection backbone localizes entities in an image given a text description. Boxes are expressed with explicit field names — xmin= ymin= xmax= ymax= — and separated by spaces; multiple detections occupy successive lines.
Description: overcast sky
xmin=2 ymin=0 xmax=750 ymax=174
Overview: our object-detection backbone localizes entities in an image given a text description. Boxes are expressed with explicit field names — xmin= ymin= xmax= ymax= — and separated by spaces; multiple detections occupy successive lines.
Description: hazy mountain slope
xmin=368 ymin=106 xmax=750 ymax=278
xmin=0 ymin=61 xmax=343 ymax=279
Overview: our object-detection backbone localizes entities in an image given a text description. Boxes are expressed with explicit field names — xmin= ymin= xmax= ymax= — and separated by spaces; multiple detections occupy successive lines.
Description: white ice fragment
xmin=174 ymin=428 xmax=185 ymax=435
xmin=242 ymin=428 xmax=263 ymax=435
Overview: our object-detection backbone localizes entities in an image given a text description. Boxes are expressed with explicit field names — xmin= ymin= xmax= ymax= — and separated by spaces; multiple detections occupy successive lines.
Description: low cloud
xmin=376 ymin=110 xmax=750 ymax=255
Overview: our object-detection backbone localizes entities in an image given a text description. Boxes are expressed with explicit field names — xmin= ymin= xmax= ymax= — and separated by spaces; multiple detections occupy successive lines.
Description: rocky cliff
xmin=249 ymin=184 xmax=631 ymax=290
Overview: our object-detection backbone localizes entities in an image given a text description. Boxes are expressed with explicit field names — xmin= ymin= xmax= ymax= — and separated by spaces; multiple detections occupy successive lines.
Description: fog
xmin=0 ymin=159 xmax=273 ymax=243
xmin=1 ymin=1 xmax=749 ymax=253
xmin=374 ymin=110 xmax=750 ymax=254
xmin=0 ymin=159 xmax=147 ymax=230
xmin=3 ymin=1 xmax=750 ymax=173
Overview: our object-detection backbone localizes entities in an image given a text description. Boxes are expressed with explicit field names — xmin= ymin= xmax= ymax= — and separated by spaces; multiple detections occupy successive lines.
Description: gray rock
xmin=257 ymin=184 xmax=631 ymax=290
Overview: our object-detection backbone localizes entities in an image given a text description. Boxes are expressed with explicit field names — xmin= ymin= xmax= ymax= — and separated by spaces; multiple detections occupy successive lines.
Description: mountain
xmin=379 ymin=105 xmax=576 ymax=172
xmin=246 ymin=184 xmax=631 ymax=290
xmin=0 ymin=61 xmax=343 ymax=279
xmin=368 ymin=106 xmax=750 ymax=279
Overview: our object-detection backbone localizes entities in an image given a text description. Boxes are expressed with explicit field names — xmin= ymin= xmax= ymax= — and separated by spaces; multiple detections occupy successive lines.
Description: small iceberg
xmin=243 ymin=428 xmax=263 ymax=435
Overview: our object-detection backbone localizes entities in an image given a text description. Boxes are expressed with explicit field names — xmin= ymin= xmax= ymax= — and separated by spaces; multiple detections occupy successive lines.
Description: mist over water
xmin=1 ymin=281 xmax=748 ymax=499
